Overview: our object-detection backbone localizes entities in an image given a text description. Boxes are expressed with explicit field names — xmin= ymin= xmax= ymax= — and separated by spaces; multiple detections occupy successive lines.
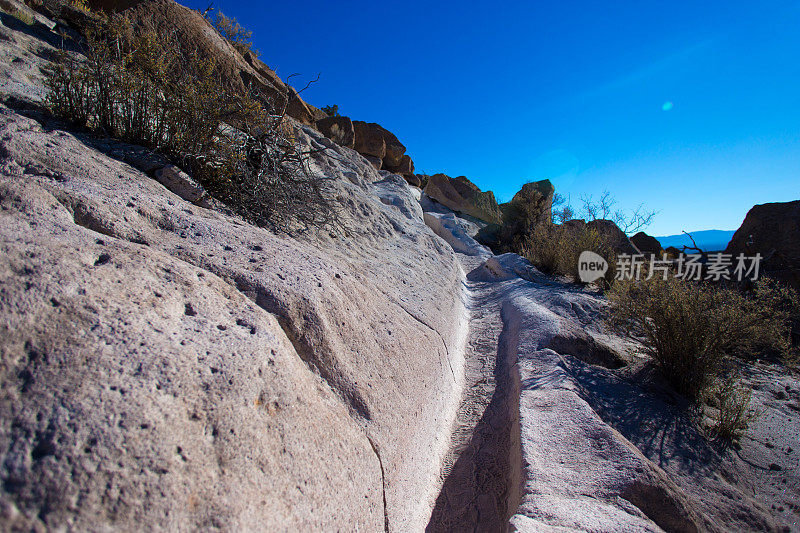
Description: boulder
xmin=726 ymin=200 xmax=800 ymax=289
xmin=423 ymin=173 xmax=502 ymax=225
xmin=362 ymin=154 xmax=382 ymax=170
xmin=315 ymin=116 xmax=355 ymax=149
xmin=352 ymin=121 xmax=386 ymax=159
xmin=380 ymin=128 xmax=406 ymax=168
xmin=154 ymin=164 xmax=206 ymax=203
xmin=504 ymin=179 xmax=555 ymax=225
xmin=560 ymin=219 xmax=637 ymax=256
xmin=387 ymin=154 xmax=414 ymax=176
xmin=403 ymin=173 xmax=422 ymax=188
xmin=630 ymin=231 xmax=664 ymax=256
xmin=352 ymin=121 xmax=407 ymax=168
xmin=587 ymin=219 xmax=638 ymax=255
xmin=485 ymin=180 xmax=555 ymax=251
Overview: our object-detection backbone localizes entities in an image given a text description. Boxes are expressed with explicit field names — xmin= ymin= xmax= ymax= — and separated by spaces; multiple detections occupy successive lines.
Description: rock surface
xmin=631 ymin=231 xmax=664 ymax=256
xmin=0 ymin=101 xmax=468 ymax=531
xmin=352 ymin=120 xmax=387 ymax=159
xmin=388 ymin=153 xmax=414 ymax=176
xmin=154 ymin=164 xmax=206 ymax=204
xmin=1 ymin=2 xmax=798 ymax=532
xmin=423 ymin=173 xmax=503 ymax=225
xmin=726 ymin=200 xmax=800 ymax=289
xmin=315 ymin=115 xmax=355 ymax=149
xmin=422 ymin=200 xmax=796 ymax=533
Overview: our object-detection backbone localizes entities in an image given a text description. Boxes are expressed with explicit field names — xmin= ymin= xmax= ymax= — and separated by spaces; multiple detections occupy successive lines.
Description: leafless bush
xmin=204 ymin=115 xmax=339 ymax=232
xmin=551 ymin=193 xmax=574 ymax=224
xmin=580 ymin=191 xmax=657 ymax=233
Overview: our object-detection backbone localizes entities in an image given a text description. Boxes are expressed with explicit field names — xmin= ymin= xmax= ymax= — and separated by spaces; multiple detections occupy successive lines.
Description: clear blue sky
xmin=186 ymin=0 xmax=800 ymax=235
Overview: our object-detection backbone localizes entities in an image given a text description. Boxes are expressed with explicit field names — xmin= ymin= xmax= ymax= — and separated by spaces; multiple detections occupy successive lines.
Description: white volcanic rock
xmin=154 ymin=164 xmax=207 ymax=204
xmin=0 ymin=103 xmax=468 ymax=531
xmin=424 ymin=212 xmax=492 ymax=258
xmin=0 ymin=178 xmax=382 ymax=531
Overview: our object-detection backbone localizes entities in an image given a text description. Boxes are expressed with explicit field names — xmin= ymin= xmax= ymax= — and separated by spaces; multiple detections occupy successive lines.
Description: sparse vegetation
xmin=2 ymin=5 xmax=36 ymax=25
xmin=579 ymin=190 xmax=657 ymax=233
xmin=608 ymin=276 xmax=791 ymax=401
xmin=519 ymin=223 xmax=616 ymax=284
xmin=607 ymin=274 xmax=797 ymax=440
xmin=708 ymin=375 xmax=758 ymax=441
xmin=321 ymin=104 xmax=340 ymax=117
xmin=551 ymin=193 xmax=574 ymax=224
xmin=44 ymin=12 xmax=337 ymax=233
xmin=214 ymin=11 xmax=259 ymax=58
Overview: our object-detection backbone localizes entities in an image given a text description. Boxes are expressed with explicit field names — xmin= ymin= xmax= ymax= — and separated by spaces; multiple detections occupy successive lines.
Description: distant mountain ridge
xmin=655 ymin=230 xmax=736 ymax=252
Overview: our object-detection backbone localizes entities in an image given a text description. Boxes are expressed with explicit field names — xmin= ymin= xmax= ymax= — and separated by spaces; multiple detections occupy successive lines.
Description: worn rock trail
xmin=427 ymin=253 xmax=521 ymax=532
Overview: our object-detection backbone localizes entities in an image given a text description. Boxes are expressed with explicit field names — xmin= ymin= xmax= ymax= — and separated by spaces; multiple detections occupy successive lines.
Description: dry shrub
xmin=608 ymin=276 xmax=793 ymax=401
xmin=44 ymin=13 xmax=337 ymax=233
xmin=707 ymin=375 xmax=758 ymax=441
xmin=750 ymin=277 xmax=800 ymax=361
xmin=519 ymin=223 xmax=616 ymax=284
xmin=45 ymin=16 xmax=243 ymax=157
xmin=3 ymin=6 xmax=35 ymax=25
xmin=214 ymin=11 xmax=259 ymax=58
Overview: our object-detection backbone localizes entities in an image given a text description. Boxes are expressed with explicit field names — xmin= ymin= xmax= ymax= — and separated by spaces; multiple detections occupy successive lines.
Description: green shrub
xmin=321 ymin=104 xmax=340 ymax=117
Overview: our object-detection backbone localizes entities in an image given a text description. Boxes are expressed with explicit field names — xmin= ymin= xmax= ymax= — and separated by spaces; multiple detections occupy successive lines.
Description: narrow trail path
xmin=426 ymin=254 xmax=521 ymax=532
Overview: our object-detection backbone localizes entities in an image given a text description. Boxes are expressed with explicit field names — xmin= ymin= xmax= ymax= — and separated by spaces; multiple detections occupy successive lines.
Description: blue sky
xmin=186 ymin=0 xmax=800 ymax=235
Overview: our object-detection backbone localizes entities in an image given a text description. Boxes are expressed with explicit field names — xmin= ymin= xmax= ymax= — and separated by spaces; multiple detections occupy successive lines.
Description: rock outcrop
xmin=423 ymin=174 xmax=503 ymax=225
xmin=0 ymin=99 xmax=468 ymax=531
xmin=315 ymin=115 xmax=355 ymax=149
xmin=388 ymin=154 xmax=414 ymax=177
xmin=502 ymin=179 xmax=555 ymax=226
xmin=352 ymin=120 xmax=387 ymax=161
xmin=2 ymin=2 xmax=798 ymax=531
xmin=726 ymin=200 xmax=800 ymax=289
xmin=586 ymin=219 xmax=637 ymax=255
xmin=380 ymin=127 xmax=407 ymax=169
xmin=630 ymin=231 xmax=664 ymax=256
xmin=486 ymin=179 xmax=557 ymax=250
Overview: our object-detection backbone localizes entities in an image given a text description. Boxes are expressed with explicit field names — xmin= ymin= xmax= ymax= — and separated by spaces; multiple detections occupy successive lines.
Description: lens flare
xmin=662 ymin=101 xmax=674 ymax=111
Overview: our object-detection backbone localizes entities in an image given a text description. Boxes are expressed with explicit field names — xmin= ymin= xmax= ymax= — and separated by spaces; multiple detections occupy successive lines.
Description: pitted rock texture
xmin=0 ymin=104 xmax=468 ymax=532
